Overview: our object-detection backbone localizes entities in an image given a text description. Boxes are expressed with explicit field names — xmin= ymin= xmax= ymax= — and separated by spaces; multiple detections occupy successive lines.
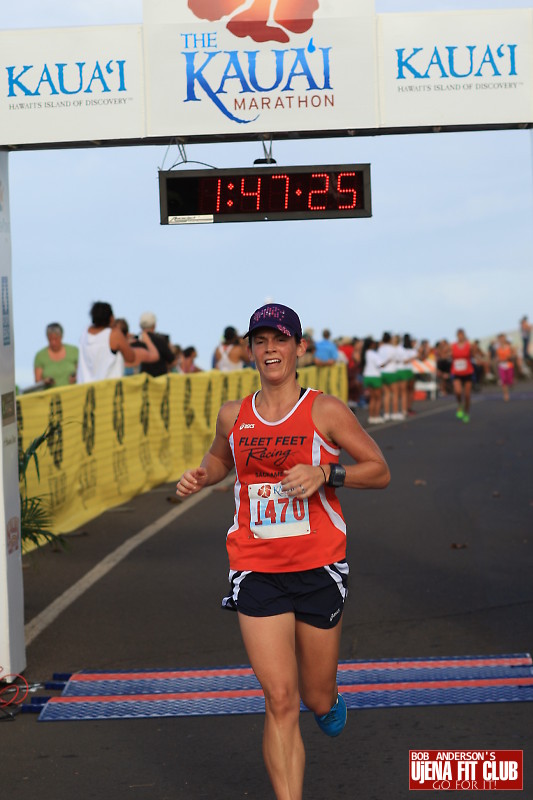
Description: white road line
xmin=24 ymin=479 xmax=233 ymax=647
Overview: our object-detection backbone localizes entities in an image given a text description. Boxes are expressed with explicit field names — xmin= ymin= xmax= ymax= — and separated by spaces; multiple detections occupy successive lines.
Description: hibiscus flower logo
xmin=257 ymin=484 xmax=272 ymax=498
xmin=188 ymin=0 xmax=319 ymax=44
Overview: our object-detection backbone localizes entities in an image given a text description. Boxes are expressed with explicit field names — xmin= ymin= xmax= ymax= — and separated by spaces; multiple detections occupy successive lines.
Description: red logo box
xmin=409 ymin=750 xmax=523 ymax=791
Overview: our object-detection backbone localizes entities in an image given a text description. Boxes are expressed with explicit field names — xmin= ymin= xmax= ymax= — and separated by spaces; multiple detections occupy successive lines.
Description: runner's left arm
xmin=281 ymin=395 xmax=390 ymax=497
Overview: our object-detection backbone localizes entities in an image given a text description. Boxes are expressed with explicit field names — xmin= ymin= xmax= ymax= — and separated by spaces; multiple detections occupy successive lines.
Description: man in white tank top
xmin=77 ymin=302 xmax=158 ymax=383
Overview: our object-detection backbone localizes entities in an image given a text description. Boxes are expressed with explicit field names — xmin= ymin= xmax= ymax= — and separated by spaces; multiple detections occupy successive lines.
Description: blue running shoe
xmin=314 ymin=693 xmax=347 ymax=737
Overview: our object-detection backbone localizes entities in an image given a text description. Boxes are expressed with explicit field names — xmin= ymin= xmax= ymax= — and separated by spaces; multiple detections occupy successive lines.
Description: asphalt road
xmin=5 ymin=382 xmax=533 ymax=800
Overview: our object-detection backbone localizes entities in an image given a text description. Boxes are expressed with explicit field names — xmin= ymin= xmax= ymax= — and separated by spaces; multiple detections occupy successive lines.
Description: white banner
xmin=0 ymin=25 xmax=146 ymax=146
xmin=0 ymin=6 xmax=532 ymax=144
xmin=0 ymin=151 xmax=25 ymax=679
xmin=143 ymin=0 xmax=378 ymax=137
xmin=378 ymin=9 xmax=533 ymax=128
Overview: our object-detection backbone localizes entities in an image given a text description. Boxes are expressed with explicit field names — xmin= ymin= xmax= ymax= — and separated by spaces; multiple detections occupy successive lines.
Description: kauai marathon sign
xmin=142 ymin=0 xmax=378 ymax=137
xmin=0 ymin=2 xmax=532 ymax=146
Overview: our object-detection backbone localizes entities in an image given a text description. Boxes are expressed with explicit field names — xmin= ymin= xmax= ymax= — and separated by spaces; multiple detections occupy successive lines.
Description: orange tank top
xmin=497 ymin=345 xmax=511 ymax=361
xmin=226 ymin=389 xmax=347 ymax=573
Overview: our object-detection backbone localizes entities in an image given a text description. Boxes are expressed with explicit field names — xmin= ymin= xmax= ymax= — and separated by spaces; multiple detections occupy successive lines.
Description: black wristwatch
xmin=327 ymin=463 xmax=346 ymax=488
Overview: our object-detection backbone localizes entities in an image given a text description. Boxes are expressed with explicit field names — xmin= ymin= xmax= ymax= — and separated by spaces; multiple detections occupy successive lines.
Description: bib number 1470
xmin=248 ymin=483 xmax=311 ymax=540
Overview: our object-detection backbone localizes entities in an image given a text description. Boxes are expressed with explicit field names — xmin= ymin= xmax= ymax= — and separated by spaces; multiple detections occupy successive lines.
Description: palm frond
xmin=19 ymin=426 xmax=65 ymax=550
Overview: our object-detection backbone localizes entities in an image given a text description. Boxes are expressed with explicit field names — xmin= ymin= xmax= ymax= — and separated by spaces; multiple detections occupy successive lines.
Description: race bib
xmin=453 ymin=358 xmax=468 ymax=372
xmin=248 ymin=482 xmax=310 ymax=540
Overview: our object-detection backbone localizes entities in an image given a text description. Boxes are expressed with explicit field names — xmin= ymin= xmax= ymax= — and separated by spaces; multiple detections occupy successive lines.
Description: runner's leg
xmin=463 ymin=380 xmax=472 ymax=414
xmin=453 ymin=378 xmax=463 ymax=413
xmin=238 ymin=612 xmax=304 ymax=800
xmin=295 ymin=617 xmax=343 ymax=716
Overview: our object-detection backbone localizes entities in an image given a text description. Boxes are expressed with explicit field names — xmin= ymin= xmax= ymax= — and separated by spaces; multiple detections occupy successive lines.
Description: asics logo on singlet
xmin=239 ymin=423 xmax=255 ymax=430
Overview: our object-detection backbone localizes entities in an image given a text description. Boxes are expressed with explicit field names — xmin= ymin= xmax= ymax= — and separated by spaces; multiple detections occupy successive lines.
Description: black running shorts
xmin=221 ymin=561 xmax=349 ymax=629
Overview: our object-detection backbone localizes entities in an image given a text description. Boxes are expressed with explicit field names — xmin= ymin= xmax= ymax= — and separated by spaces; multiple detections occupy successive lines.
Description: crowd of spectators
xmin=30 ymin=307 xmax=532 ymax=409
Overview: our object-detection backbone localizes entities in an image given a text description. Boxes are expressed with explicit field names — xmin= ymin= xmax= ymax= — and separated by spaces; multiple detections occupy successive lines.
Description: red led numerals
xmin=337 ymin=172 xmax=357 ymax=209
xmin=241 ymin=176 xmax=262 ymax=210
xmin=206 ymin=168 xmax=363 ymax=217
xmin=271 ymin=174 xmax=290 ymax=210
xmin=308 ymin=173 xmax=329 ymax=211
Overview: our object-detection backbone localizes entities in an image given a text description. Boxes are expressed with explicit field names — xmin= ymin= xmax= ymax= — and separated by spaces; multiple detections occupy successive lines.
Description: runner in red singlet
xmin=451 ymin=328 xmax=475 ymax=423
xmin=176 ymin=303 xmax=390 ymax=800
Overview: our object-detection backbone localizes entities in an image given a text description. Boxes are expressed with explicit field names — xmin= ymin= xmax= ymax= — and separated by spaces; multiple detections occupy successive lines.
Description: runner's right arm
xmin=176 ymin=401 xmax=238 ymax=497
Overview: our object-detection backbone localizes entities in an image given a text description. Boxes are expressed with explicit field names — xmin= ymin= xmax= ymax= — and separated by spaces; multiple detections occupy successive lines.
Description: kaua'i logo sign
xmin=183 ymin=0 xmax=333 ymax=124
xmin=188 ymin=0 xmax=319 ymax=44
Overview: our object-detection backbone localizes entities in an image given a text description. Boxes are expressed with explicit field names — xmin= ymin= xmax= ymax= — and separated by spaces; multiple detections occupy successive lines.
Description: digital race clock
xmin=159 ymin=164 xmax=371 ymax=225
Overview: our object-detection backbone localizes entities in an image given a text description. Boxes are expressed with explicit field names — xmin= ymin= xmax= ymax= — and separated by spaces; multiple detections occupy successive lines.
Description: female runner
xmin=176 ymin=303 xmax=390 ymax=800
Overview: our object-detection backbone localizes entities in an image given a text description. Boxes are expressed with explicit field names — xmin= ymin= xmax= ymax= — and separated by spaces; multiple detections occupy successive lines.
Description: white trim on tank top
xmin=251 ymin=387 xmax=311 ymax=426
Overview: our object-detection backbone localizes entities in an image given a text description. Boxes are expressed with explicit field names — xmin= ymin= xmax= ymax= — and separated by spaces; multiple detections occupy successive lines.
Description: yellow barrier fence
xmin=17 ymin=365 xmax=347 ymax=535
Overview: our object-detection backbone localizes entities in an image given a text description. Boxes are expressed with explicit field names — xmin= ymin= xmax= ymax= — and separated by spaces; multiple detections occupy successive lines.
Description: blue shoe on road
xmin=314 ymin=693 xmax=347 ymax=737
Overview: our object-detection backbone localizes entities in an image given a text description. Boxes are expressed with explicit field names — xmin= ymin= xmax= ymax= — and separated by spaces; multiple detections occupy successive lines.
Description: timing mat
xmin=31 ymin=653 xmax=533 ymax=721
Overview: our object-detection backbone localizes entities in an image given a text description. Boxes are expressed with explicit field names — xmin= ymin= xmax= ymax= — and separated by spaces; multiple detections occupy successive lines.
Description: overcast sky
xmin=2 ymin=0 xmax=533 ymax=384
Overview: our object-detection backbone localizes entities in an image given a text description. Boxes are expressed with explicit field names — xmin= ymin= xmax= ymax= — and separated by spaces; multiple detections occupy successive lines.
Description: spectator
xmin=214 ymin=326 xmax=249 ymax=371
xmin=34 ymin=323 xmax=78 ymax=388
xmin=520 ymin=315 xmax=531 ymax=363
xmin=77 ymin=302 xmax=158 ymax=383
xmin=297 ymin=329 xmax=316 ymax=368
xmin=114 ymin=318 xmax=136 ymax=344
xmin=314 ymin=329 xmax=338 ymax=366
xmin=377 ymin=332 xmax=398 ymax=420
xmin=352 ymin=338 xmax=365 ymax=408
xmin=180 ymin=346 xmax=202 ymax=374
xmin=114 ymin=318 xmax=139 ymax=376
xmin=435 ymin=339 xmax=452 ymax=395
xmin=418 ymin=339 xmax=432 ymax=360
xmin=337 ymin=337 xmax=362 ymax=410
xmin=361 ymin=337 xmax=384 ymax=424
xmin=169 ymin=344 xmax=182 ymax=373
xmin=138 ymin=311 xmax=176 ymax=378
xmin=402 ymin=334 xmax=418 ymax=414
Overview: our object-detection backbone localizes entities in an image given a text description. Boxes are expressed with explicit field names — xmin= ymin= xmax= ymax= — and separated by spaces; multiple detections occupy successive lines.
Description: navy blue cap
xmin=244 ymin=303 xmax=302 ymax=339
